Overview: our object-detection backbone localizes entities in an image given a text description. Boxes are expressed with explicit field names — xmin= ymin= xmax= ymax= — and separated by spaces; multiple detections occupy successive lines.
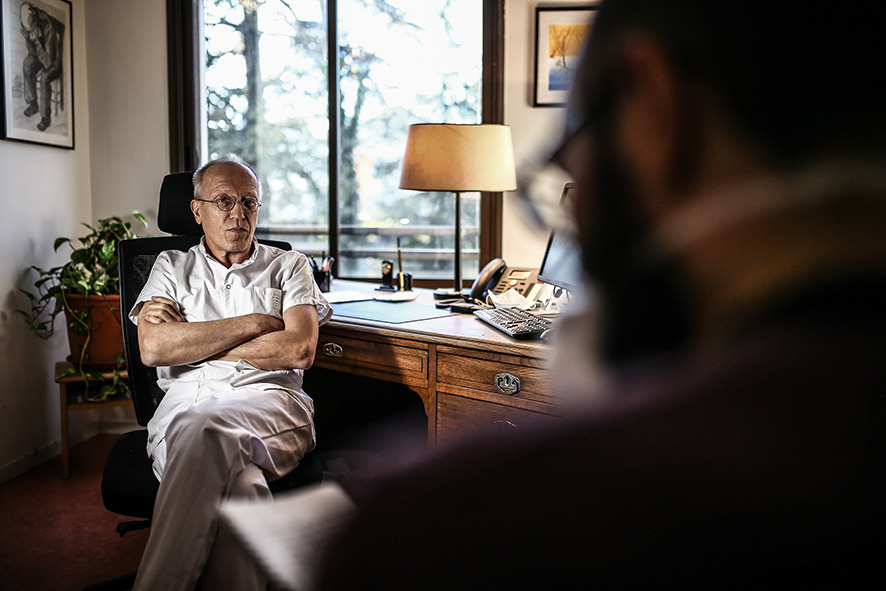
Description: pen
xmin=397 ymin=237 xmax=403 ymax=274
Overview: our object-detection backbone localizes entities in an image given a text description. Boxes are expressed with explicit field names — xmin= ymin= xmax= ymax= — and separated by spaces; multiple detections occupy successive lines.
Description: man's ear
xmin=190 ymin=199 xmax=203 ymax=226
xmin=612 ymin=34 xmax=697 ymax=215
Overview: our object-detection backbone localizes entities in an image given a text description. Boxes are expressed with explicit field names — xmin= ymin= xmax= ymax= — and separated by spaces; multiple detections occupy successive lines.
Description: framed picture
xmin=1 ymin=0 xmax=73 ymax=148
xmin=533 ymin=5 xmax=597 ymax=108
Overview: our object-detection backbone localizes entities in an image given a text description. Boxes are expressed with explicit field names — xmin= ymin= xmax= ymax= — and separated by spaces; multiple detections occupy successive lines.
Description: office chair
xmin=86 ymin=172 xmax=323 ymax=591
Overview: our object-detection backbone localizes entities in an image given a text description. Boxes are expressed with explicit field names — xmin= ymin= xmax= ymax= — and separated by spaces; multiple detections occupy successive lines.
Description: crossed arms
xmin=137 ymin=296 xmax=319 ymax=371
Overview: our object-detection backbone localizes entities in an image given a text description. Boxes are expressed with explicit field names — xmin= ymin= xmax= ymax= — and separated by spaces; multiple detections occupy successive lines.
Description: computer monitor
xmin=537 ymin=182 xmax=583 ymax=293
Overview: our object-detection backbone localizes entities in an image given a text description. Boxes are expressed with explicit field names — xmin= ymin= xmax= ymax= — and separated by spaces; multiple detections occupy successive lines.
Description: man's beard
xmin=578 ymin=139 xmax=691 ymax=365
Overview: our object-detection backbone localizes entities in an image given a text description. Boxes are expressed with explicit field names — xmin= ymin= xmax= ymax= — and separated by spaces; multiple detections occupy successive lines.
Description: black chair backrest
xmin=118 ymin=235 xmax=200 ymax=425
xmin=119 ymin=172 xmax=290 ymax=425
xmin=158 ymin=172 xmax=203 ymax=236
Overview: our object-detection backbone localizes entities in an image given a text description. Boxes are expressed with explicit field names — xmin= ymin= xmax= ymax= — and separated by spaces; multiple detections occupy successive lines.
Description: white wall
xmin=502 ymin=0 xmax=586 ymax=268
xmin=85 ymin=0 xmax=169 ymax=225
xmin=0 ymin=0 xmax=167 ymax=482
xmin=0 ymin=0 xmax=92 ymax=480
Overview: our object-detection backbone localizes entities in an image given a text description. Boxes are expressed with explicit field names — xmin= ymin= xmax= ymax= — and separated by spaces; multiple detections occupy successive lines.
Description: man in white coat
xmin=131 ymin=155 xmax=331 ymax=591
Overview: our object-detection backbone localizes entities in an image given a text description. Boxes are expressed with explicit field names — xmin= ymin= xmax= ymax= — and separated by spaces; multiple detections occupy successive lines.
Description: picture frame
xmin=1 ymin=0 xmax=74 ymax=149
xmin=533 ymin=5 xmax=597 ymax=108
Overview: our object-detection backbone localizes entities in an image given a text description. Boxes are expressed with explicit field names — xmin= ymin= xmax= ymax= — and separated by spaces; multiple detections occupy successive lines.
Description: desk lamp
xmin=399 ymin=123 xmax=517 ymax=298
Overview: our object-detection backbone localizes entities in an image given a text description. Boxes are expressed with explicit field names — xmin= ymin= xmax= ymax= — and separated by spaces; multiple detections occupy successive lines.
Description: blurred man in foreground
xmin=315 ymin=1 xmax=886 ymax=587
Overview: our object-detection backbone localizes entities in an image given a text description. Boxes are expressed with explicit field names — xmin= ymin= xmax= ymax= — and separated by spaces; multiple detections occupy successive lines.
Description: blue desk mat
xmin=331 ymin=300 xmax=454 ymax=324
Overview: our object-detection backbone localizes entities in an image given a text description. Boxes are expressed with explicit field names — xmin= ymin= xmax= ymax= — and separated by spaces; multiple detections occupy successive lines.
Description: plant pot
xmin=63 ymin=293 xmax=125 ymax=370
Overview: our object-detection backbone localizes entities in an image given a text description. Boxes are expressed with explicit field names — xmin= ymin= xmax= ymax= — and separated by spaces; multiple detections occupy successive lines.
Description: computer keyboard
xmin=473 ymin=307 xmax=553 ymax=340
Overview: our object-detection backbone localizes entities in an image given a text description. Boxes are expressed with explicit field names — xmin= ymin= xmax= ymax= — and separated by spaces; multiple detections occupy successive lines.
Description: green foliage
xmin=20 ymin=212 xmax=148 ymax=338
xmin=56 ymin=353 xmax=131 ymax=403
xmin=20 ymin=212 xmax=148 ymax=402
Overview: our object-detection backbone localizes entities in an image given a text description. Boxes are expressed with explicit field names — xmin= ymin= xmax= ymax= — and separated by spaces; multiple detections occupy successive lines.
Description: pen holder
xmin=313 ymin=269 xmax=332 ymax=293
xmin=398 ymin=272 xmax=413 ymax=291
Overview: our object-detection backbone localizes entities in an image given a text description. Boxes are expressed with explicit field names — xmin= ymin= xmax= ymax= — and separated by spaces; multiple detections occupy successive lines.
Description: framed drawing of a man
xmin=0 ymin=0 xmax=73 ymax=149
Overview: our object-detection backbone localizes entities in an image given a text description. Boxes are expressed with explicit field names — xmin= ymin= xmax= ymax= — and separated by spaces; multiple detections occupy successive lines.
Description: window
xmin=169 ymin=0 xmax=504 ymax=284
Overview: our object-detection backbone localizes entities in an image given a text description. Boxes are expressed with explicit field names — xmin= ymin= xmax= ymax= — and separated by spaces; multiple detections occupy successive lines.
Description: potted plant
xmin=20 ymin=212 xmax=148 ymax=401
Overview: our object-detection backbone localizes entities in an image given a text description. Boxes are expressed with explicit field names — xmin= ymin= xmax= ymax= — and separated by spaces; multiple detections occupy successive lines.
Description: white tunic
xmin=129 ymin=238 xmax=332 ymax=476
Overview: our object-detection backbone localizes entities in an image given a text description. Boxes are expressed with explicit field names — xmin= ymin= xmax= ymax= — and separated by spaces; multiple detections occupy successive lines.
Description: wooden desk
xmin=55 ymin=362 xmax=131 ymax=479
xmin=315 ymin=281 xmax=556 ymax=445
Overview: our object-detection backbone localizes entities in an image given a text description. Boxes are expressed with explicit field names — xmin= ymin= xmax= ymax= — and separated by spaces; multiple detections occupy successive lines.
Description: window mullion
xmin=327 ymin=0 xmax=341 ymax=277
xmin=480 ymin=0 xmax=505 ymax=266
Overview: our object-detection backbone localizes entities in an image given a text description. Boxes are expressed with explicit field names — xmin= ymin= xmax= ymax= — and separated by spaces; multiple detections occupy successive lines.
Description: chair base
xmin=116 ymin=518 xmax=152 ymax=537
xmin=82 ymin=571 xmax=136 ymax=591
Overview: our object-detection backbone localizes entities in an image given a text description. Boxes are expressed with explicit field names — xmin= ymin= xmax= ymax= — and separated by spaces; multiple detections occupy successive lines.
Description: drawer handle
xmin=494 ymin=373 xmax=521 ymax=395
xmin=322 ymin=342 xmax=343 ymax=358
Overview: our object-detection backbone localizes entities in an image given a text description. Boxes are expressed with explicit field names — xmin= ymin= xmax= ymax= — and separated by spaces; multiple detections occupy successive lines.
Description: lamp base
xmin=433 ymin=287 xmax=466 ymax=299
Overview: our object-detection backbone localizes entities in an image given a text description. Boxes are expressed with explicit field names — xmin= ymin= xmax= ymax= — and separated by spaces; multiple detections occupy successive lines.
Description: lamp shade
xmin=399 ymin=124 xmax=517 ymax=192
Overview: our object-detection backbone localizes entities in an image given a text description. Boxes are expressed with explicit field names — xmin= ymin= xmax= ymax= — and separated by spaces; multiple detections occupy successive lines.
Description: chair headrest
xmin=158 ymin=172 xmax=203 ymax=236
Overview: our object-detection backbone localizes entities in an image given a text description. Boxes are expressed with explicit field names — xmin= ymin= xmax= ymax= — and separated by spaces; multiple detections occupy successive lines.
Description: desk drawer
xmin=315 ymin=334 xmax=428 ymax=386
xmin=436 ymin=393 xmax=555 ymax=445
xmin=436 ymin=350 xmax=554 ymax=407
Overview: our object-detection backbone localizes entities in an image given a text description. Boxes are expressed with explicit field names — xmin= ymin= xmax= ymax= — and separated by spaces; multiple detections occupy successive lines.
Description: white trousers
xmin=133 ymin=385 xmax=315 ymax=591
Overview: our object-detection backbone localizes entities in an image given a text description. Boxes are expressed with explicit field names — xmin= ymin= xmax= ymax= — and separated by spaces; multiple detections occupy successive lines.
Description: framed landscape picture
xmin=1 ymin=0 xmax=74 ymax=148
xmin=533 ymin=5 xmax=597 ymax=107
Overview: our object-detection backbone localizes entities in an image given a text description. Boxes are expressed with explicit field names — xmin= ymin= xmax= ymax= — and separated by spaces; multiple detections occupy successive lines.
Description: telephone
xmin=469 ymin=258 xmax=539 ymax=303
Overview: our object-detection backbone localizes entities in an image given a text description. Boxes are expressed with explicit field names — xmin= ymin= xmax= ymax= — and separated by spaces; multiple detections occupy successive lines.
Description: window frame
xmin=166 ymin=0 xmax=504 ymax=285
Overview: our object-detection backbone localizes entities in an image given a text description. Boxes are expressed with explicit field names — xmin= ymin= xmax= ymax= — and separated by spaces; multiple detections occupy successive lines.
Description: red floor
xmin=0 ymin=434 xmax=148 ymax=591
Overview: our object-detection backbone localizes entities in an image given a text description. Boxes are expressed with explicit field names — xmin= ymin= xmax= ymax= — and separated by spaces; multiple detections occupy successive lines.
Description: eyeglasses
xmin=510 ymin=122 xmax=592 ymax=235
xmin=194 ymin=195 xmax=261 ymax=213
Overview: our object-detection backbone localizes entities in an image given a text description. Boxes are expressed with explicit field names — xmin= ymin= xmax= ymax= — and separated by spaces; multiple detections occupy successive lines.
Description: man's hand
xmin=209 ymin=305 xmax=319 ymax=371
xmin=141 ymin=296 xmax=187 ymax=324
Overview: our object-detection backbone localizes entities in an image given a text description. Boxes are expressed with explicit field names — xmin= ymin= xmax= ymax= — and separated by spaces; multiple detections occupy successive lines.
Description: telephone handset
xmin=469 ymin=258 xmax=539 ymax=303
